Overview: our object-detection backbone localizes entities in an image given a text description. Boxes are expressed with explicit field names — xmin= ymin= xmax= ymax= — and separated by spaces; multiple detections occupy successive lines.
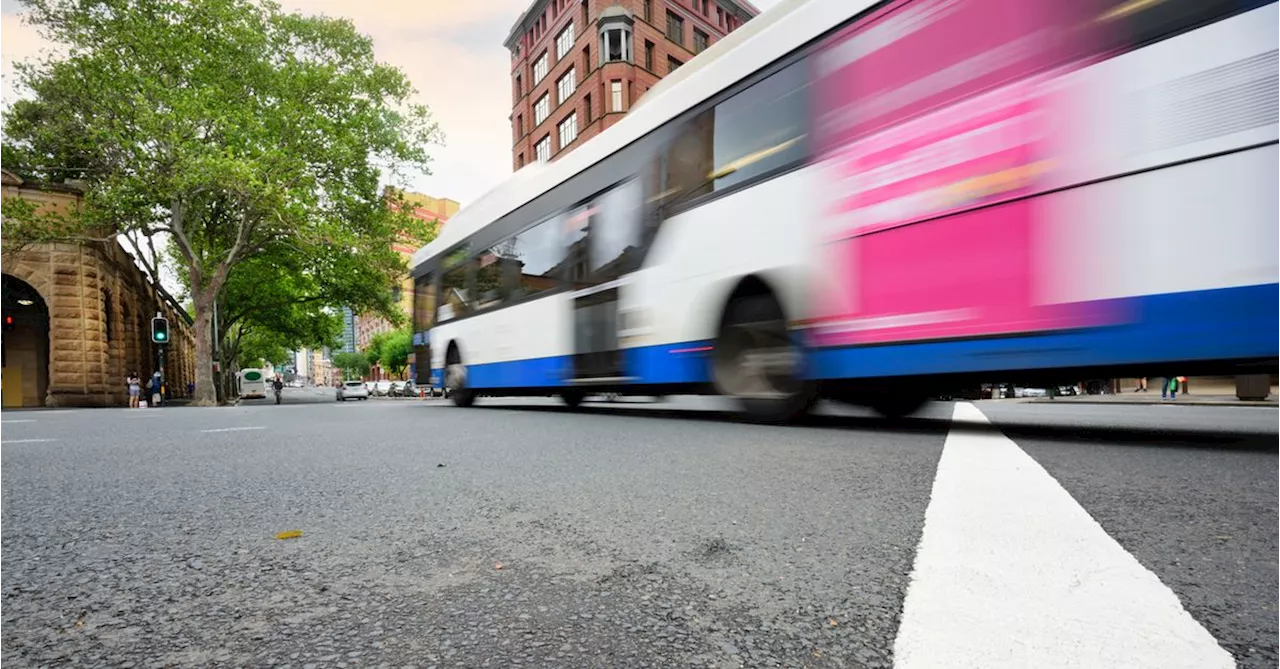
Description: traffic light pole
xmin=156 ymin=343 xmax=167 ymax=407
xmin=152 ymin=311 xmax=170 ymax=406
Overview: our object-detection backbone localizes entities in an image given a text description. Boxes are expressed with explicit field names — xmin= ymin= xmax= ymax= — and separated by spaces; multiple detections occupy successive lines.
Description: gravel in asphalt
xmin=1 ymin=390 xmax=1274 ymax=668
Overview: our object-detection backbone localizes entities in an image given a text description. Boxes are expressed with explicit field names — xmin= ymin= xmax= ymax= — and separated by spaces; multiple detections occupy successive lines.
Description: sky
xmin=1 ymin=0 xmax=783 ymax=207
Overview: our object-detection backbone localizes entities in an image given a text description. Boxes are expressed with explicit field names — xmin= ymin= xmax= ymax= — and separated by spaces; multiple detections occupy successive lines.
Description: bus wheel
xmin=713 ymin=293 xmax=815 ymax=423
xmin=561 ymin=390 xmax=584 ymax=408
xmin=870 ymin=393 xmax=927 ymax=419
xmin=445 ymin=348 xmax=474 ymax=408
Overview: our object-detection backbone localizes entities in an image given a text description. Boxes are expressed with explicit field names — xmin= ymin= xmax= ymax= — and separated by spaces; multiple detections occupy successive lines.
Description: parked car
xmin=401 ymin=379 xmax=417 ymax=397
xmin=336 ymin=380 xmax=370 ymax=401
xmin=388 ymin=381 xmax=404 ymax=397
xmin=374 ymin=380 xmax=393 ymax=396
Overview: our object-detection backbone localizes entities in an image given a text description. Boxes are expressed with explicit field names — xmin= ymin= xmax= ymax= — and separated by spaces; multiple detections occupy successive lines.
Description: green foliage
xmin=235 ymin=327 xmax=291 ymax=370
xmin=364 ymin=326 xmax=412 ymax=378
xmin=2 ymin=0 xmax=443 ymax=404
xmin=331 ymin=351 xmax=370 ymax=379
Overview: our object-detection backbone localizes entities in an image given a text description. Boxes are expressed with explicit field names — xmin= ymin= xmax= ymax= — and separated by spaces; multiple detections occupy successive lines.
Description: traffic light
xmin=151 ymin=316 xmax=170 ymax=344
xmin=3 ymin=315 xmax=14 ymax=332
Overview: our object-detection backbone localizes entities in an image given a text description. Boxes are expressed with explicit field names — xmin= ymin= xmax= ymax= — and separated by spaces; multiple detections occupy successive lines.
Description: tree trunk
xmin=191 ymin=290 xmax=218 ymax=406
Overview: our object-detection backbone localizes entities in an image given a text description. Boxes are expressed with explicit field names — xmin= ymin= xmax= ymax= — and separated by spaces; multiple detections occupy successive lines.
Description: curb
xmin=1025 ymin=398 xmax=1277 ymax=408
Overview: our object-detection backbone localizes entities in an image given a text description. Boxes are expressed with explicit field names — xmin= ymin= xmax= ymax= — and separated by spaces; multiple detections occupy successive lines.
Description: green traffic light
xmin=156 ymin=333 xmax=166 ymax=340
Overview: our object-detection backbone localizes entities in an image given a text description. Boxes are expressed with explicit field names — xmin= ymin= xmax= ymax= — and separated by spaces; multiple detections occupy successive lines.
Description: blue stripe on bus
xmin=808 ymin=283 xmax=1278 ymax=379
xmin=434 ymin=284 xmax=1276 ymax=391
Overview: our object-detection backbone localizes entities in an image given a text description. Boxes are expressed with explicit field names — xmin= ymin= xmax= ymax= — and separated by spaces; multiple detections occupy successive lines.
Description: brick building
xmin=506 ymin=0 xmax=759 ymax=168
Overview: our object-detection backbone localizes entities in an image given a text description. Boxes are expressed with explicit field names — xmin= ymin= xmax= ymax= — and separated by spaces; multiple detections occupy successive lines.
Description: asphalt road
xmin=1 ymin=392 xmax=1275 ymax=668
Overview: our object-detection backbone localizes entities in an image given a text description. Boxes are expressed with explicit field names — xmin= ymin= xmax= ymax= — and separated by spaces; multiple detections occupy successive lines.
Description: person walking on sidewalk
xmin=126 ymin=371 xmax=141 ymax=408
xmin=1134 ymin=377 xmax=1148 ymax=392
xmin=1162 ymin=376 xmax=1179 ymax=400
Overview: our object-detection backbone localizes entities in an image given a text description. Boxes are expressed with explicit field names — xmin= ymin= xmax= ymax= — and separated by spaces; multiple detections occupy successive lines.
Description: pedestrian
xmin=1134 ymin=377 xmax=1148 ymax=392
xmin=187 ymin=381 xmax=195 ymax=397
xmin=1162 ymin=376 xmax=1178 ymax=400
xmin=151 ymin=371 xmax=163 ymax=407
xmin=126 ymin=371 xmax=141 ymax=408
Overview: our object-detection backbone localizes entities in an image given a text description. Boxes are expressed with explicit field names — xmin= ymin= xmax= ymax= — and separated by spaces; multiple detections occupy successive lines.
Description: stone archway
xmin=2 ymin=274 xmax=51 ymax=408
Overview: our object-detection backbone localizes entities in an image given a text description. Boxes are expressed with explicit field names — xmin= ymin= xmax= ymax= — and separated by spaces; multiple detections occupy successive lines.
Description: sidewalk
xmin=1027 ymin=393 xmax=1277 ymax=407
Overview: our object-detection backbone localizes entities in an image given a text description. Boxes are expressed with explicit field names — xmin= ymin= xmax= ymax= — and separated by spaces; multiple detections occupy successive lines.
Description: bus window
xmin=440 ymin=261 xmax=473 ymax=321
xmin=589 ymin=179 xmax=645 ymax=279
xmin=476 ymin=249 xmax=505 ymax=309
xmin=1089 ymin=0 xmax=1264 ymax=54
xmin=710 ymin=60 xmax=811 ymax=191
xmin=509 ymin=216 xmax=564 ymax=298
xmin=662 ymin=112 xmax=715 ymax=207
xmin=413 ymin=272 xmax=436 ymax=333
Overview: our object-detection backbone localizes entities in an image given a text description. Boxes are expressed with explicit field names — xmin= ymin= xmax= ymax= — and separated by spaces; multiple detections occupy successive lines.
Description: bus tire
xmin=561 ymin=390 xmax=584 ymax=408
xmin=713 ymin=291 xmax=815 ymax=424
xmin=445 ymin=344 xmax=475 ymax=408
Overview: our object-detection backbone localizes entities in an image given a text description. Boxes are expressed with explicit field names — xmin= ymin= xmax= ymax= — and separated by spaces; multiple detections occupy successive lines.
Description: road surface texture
xmin=2 ymin=391 xmax=1275 ymax=668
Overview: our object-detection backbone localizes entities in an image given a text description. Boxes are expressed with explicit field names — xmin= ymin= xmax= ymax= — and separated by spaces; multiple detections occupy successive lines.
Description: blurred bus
xmin=238 ymin=369 xmax=268 ymax=400
xmin=410 ymin=0 xmax=1278 ymax=421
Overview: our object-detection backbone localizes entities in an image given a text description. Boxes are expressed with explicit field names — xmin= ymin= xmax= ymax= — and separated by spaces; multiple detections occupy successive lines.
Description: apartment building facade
xmin=506 ymin=0 xmax=759 ymax=169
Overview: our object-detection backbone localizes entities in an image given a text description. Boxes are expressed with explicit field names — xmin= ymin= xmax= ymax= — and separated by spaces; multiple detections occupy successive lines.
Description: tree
xmin=332 ymin=351 xmax=370 ymax=380
xmin=379 ymin=327 xmax=414 ymax=378
xmin=363 ymin=326 xmax=412 ymax=379
xmin=2 ymin=0 xmax=442 ymax=405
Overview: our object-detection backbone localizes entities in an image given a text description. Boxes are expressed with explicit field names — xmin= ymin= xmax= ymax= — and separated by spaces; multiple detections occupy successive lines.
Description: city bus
xmin=410 ymin=0 xmax=1278 ymax=421
xmin=238 ymin=368 xmax=268 ymax=400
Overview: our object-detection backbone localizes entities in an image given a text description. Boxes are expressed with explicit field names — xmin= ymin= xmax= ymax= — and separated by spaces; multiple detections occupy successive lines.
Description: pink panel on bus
xmin=809 ymin=0 xmax=1119 ymax=348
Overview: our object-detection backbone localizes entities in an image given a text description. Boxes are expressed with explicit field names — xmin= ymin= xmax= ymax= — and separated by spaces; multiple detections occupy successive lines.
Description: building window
xmin=666 ymin=11 xmax=683 ymax=44
xmin=701 ymin=0 xmax=708 ymax=14
xmin=558 ymin=112 xmax=578 ymax=149
xmin=556 ymin=23 xmax=575 ymax=60
xmin=516 ymin=114 xmax=524 ymax=138
xmin=534 ymin=93 xmax=550 ymax=125
xmin=610 ymin=80 xmax=623 ymax=112
xmin=643 ymin=0 xmax=651 ymax=21
xmin=644 ymin=40 xmax=654 ymax=70
xmin=514 ymin=74 xmax=523 ymax=101
xmin=581 ymin=1 xmax=588 ymax=25
xmin=533 ymin=51 xmax=549 ymax=83
xmin=535 ymin=135 xmax=551 ymax=162
xmin=600 ymin=26 xmax=631 ymax=63
xmin=557 ymin=68 xmax=577 ymax=104
xmin=717 ymin=7 xmax=723 ymax=26
xmin=584 ymin=93 xmax=593 ymax=123
xmin=694 ymin=29 xmax=708 ymax=53
xmin=518 ymin=152 xmax=525 ymax=168
xmin=668 ymin=56 xmax=683 ymax=74
xmin=583 ymin=45 xmax=591 ymax=73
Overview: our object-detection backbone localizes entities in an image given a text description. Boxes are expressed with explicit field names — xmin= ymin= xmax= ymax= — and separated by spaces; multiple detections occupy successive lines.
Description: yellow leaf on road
xmin=275 ymin=530 xmax=303 ymax=540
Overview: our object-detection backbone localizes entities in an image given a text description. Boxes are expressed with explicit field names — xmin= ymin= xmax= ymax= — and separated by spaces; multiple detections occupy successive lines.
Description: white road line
xmin=1 ymin=419 xmax=37 ymax=423
xmin=200 ymin=426 xmax=266 ymax=433
xmin=2 ymin=438 xmax=57 ymax=444
xmin=893 ymin=402 xmax=1233 ymax=669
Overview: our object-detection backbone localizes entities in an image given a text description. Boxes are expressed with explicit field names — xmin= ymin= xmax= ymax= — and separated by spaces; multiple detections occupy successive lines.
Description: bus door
xmin=566 ymin=180 xmax=645 ymax=384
